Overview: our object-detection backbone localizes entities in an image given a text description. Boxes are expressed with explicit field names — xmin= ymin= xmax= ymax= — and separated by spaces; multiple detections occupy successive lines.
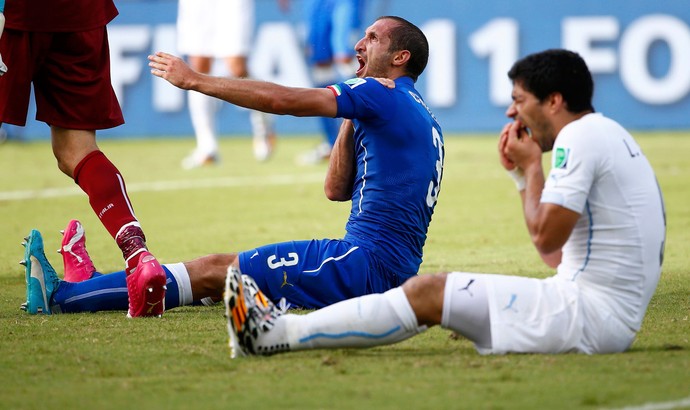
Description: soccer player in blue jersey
xmin=21 ymin=16 xmax=445 ymax=315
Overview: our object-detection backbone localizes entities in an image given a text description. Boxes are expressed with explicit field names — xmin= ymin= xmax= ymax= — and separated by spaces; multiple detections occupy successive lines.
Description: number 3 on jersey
xmin=267 ymin=252 xmax=299 ymax=269
xmin=426 ymin=126 xmax=444 ymax=208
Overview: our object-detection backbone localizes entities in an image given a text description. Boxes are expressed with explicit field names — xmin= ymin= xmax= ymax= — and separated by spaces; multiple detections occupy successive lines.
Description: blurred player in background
xmin=2 ymin=0 xmax=166 ymax=318
xmin=21 ymin=17 xmax=445 ymax=319
xmin=280 ymin=0 xmax=364 ymax=164
xmin=177 ymin=0 xmax=276 ymax=168
xmin=224 ymin=49 xmax=666 ymax=358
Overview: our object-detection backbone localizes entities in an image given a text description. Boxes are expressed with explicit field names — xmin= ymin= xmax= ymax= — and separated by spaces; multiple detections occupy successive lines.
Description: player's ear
xmin=392 ymin=50 xmax=411 ymax=67
xmin=547 ymin=92 xmax=565 ymax=114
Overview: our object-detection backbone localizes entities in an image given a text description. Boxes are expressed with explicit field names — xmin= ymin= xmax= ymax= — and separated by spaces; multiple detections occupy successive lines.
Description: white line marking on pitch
xmin=602 ymin=396 xmax=690 ymax=410
xmin=0 ymin=173 xmax=325 ymax=202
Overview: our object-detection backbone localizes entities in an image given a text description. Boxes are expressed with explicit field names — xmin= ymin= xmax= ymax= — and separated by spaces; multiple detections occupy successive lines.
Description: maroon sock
xmin=74 ymin=150 xmax=147 ymax=271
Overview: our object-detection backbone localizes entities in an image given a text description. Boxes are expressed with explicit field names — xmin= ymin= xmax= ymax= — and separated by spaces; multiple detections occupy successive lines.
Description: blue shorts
xmin=238 ymin=238 xmax=404 ymax=309
xmin=305 ymin=0 xmax=361 ymax=64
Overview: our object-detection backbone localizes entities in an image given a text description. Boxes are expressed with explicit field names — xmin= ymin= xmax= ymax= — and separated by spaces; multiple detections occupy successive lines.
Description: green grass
xmin=0 ymin=133 xmax=688 ymax=410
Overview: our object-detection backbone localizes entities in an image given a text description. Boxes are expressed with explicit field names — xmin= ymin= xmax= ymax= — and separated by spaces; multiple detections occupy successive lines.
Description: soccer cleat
xmin=126 ymin=252 xmax=167 ymax=318
xmin=59 ymin=220 xmax=96 ymax=282
xmin=224 ymin=266 xmax=285 ymax=358
xmin=296 ymin=142 xmax=332 ymax=165
xmin=181 ymin=151 xmax=219 ymax=170
xmin=252 ymin=132 xmax=276 ymax=162
xmin=22 ymin=229 xmax=61 ymax=314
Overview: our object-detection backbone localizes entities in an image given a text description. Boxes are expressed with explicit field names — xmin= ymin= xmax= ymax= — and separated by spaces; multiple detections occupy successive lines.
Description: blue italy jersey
xmin=329 ymin=76 xmax=444 ymax=277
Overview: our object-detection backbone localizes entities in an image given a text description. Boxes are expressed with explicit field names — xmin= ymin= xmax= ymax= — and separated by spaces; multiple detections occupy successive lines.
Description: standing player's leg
xmin=40 ymin=27 xmax=166 ymax=317
xmin=219 ymin=0 xmax=276 ymax=162
xmin=177 ymin=0 xmax=223 ymax=169
xmin=183 ymin=55 xmax=221 ymax=169
xmin=51 ymin=129 xmax=166 ymax=317
xmin=224 ymin=55 xmax=276 ymax=162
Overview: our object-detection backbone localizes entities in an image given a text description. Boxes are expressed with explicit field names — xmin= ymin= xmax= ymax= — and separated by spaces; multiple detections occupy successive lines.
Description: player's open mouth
xmin=356 ymin=56 xmax=365 ymax=77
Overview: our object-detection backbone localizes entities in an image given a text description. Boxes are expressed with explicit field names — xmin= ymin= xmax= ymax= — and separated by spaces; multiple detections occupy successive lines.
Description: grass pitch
xmin=0 ymin=133 xmax=688 ymax=410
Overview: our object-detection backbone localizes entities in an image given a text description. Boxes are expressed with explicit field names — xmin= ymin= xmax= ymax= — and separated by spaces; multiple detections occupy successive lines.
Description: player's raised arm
xmin=148 ymin=51 xmax=337 ymax=118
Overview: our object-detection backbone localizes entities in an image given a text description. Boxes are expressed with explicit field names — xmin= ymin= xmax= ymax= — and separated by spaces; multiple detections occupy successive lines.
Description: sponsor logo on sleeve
xmin=554 ymin=147 xmax=571 ymax=169
xmin=344 ymin=78 xmax=367 ymax=89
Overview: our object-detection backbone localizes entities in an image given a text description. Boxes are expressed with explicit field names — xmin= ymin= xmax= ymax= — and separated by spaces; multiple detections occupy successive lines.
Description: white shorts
xmin=177 ymin=0 xmax=253 ymax=57
xmin=445 ymin=272 xmax=636 ymax=355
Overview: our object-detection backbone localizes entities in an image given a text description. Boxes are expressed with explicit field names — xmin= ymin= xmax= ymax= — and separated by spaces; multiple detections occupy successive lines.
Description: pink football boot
xmin=126 ymin=252 xmax=167 ymax=318
xmin=59 ymin=220 xmax=97 ymax=282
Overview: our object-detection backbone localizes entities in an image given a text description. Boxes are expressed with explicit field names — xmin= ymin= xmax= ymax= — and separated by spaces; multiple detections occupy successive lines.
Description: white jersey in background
xmin=543 ymin=113 xmax=666 ymax=336
xmin=177 ymin=0 xmax=253 ymax=58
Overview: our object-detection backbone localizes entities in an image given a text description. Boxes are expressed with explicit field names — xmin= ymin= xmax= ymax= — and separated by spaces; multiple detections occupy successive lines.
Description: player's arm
xmin=501 ymin=121 xmax=579 ymax=267
xmin=149 ymin=52 xmax=337 ymax=117
xmin=324 ymin=120 xmax=356 ymax=201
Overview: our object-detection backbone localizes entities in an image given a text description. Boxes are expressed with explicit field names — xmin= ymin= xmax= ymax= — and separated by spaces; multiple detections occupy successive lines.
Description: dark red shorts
xmin=0 ymin=27 xmax=124 ymax=130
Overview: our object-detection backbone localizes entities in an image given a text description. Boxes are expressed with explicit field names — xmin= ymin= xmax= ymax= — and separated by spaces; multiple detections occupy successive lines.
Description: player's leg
xmin=56 ymin=219 xmax=231 ymax=312
xmin=40 ymin=28 xmax=166 ymax=317
xmin=224 ymin=266 xmax=427 ymax=356
xmin=177 ymin=0 xmax=221 ymax=168
xmin=20 ymin=228 xmax=188 ymax=314
xmin=30 ymin=263 xmax=192 ymax=314
xmin=223 ymin=55 xmax=277 ymax=162
xmin=444 ymin=273 xmax=585 ymax=354
xmin=436 ymin=272 xmax=492 ymax=349
xmin=225 ymin=271 xmax=492 ymax=356
xmin=183 ymin=55 xmax=220 ymax=169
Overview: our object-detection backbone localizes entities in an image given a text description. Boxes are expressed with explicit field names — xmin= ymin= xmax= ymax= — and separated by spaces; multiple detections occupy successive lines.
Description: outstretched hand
xmin=148 ymin=51 xmax=196 ymax=90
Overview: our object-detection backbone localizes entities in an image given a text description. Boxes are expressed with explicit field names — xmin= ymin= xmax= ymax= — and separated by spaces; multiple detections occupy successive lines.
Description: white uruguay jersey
xmin=177 ymin=0 xmax=254 ymax=57
xmin=542 ymin=113 xmax=666 ymax=334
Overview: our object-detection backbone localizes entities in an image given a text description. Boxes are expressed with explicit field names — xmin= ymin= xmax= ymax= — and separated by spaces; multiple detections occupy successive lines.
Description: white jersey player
xmin=177 ymin=0 xmax=275 ymax=167
xmin=223 ymin=49 xmax=666 ymax=358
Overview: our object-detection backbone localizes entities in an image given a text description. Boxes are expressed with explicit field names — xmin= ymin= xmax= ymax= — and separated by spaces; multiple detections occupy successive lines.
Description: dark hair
xmin=377 ymin=16 xmax=429 ymax=82
xmin=508 ymin=49 xmax=595 ymax=113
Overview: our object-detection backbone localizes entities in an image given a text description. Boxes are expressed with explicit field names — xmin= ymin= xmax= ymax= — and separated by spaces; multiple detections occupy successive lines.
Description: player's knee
xmin=402 ymin=273 xmax=448 ymax=326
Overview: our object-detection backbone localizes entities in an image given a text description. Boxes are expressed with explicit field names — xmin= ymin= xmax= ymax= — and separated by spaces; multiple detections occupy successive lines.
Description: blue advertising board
xmin=9 ymin=0 xmax=690 ymax=139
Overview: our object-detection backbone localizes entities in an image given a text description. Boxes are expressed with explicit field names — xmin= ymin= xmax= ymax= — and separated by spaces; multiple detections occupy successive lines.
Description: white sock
xmin=165 ymin=262 xmax=194 ymax=306
xmin=257 ymin=287 xmax=427 ymax=352
xmin=188 ymin=90 xmax=218 ymax=155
